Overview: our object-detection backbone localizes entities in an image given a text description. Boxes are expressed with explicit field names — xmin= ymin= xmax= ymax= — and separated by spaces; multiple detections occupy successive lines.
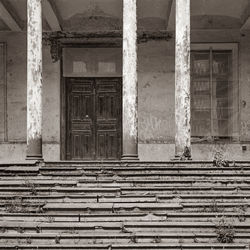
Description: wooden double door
xmin=66 ymin=78 xmax=122 ymax=160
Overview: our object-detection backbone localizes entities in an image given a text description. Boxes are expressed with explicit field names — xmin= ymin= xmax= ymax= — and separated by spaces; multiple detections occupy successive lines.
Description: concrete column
xmin=26 ymin=0 xmax=43 ymax=160
xmin=122 ymin=0 xmax=139 ymax=160
xmin=175 ymin=0 xmax=191 ymax=159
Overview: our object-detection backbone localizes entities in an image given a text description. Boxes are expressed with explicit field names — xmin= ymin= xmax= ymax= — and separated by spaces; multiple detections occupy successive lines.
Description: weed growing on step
xmin=215 ymin=217 xmax=235 ymax=243
xmin=55 ymin=235 xmax=60 ymax=244
xmin=213 ymin=151 xmax=229 ymax=168
xmin=44 ymin=215 xmax=55 ymax=223
xmin=15 ymin=226 xmax=24 ymax=234
xmin=203 ymin=199 xmax=225 ymax=213
xmin=234 ymin=205 xmax=247 ymax=222
xmin=5 ymin=197 xmax=28 ymax=213
xmin=153 ymin=235 xmax=161 ymax=243
xmin=24 ymin=179 xmax=38 ymax=196
xmin=130 ymin=234 xmax=138 ymax=243
xmin=26 ymin=237 xmax=32 ymax=244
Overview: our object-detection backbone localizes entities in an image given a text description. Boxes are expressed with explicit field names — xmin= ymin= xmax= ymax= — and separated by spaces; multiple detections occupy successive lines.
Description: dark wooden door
xmin=66 ymin=78 xmax=121 ymax=160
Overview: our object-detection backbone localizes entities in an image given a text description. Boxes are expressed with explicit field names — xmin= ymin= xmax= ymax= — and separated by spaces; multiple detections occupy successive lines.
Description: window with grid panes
xmin=191 ymin=44 xmax=239 ymax=141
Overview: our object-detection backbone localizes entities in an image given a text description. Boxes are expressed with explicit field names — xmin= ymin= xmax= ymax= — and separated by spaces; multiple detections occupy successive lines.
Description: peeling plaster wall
xmin=138 ymin=30 xmax=250 ymax=161
xmin=0 ymin=32 xmax=60 ymax=162
xmin=239 ymin=33 xmax=250 ymax=142
xmin=138 ymin=40 xmax=175 ymax=144
xmin=1 ymin=29 xmax=250 ymax=162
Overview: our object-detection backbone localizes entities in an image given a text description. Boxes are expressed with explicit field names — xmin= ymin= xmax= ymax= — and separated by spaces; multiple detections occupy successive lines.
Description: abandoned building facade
xmin=1 ymin=1 xmax=250 ymax=249
xmin=1 ymin=0 xmax=250 ymax=162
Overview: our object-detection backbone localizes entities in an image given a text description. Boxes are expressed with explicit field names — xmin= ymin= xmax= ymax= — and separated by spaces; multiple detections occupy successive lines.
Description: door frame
xmin=60 ymin=43 xmax=122 ymax=160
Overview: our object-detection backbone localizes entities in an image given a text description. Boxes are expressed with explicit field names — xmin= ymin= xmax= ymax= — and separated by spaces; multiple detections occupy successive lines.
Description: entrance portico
xmin=25 ymin=0 xmax=190 ymax=161
xmin=0 ymin=0 xmax=249 ymax=162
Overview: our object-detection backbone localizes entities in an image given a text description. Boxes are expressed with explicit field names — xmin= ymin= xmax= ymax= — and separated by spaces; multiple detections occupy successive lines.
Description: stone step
xmin=0 ymin=196 xmax=247 ymax=204
xmin=43 ymin=202 xmax=183 ymax=213
xmin=2 ymin=176 xmax=250 ymax=183
xmin=2 ymin=177 xmax=250 ymax=183
xmin=0 ymin=243 xmax=248 ymax=250
xmin=43 ymin=161 xmax=250 ymax=168
xmin=0 ymin=161 xmax=249 ymax=249
xmin=1 ymin=212 xmax=249 ymax=222
xmin=0 ymin=180 xmax=77 ymax=187
xmin=40 ymin=171 xmax=250 ymax=178
xmin=1 ymin=180 xmax=250 ymax=189
xmin=0 ymin=192 xmax=249 ymax=199
xmin=0 ymin=232 xmax=248 ymax=244
xmin=1 ymin=187 xmax=249 ymax=197
xmin=0 ymin=220 xmax=247 ymax=229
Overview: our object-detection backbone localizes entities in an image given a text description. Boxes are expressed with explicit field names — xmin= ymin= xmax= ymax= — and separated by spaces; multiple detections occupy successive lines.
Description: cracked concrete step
xmin=0 ymin=186 xmax=121 ymax=194
xmin=0 ymin=243 xmax=249 ymax=250
xmin=0 ymin=232 xmax=248 ymax=245
xmin=75 ymin=182 xmax=250 ymax=188
xmin=40 ymin=171 xmax=250 ymax=178
xmin=0 ymin=187 xmax=250 ymax=197
xmin=43 ymin=202 xmax=183 ymax=213
xmin=43 ymin=162 xmax=250 ymax=168
xmin=0 ymin=196 xmax=157 ymax=203
xmin=0 ymin=180 xmax=77 ymax=187
xmin=6 ymin=175 xmax=249 ymax=180
xmin=0 ymin=197 xmax=248 ymax=204
xmin=40 ymin=167 xmax=250 ymax=173
xmin=120 ymin=186 xmax=250 ymax=192
xmin=1 ymin=200 xmax=248 ymax=213
xmin=2 ymin=180 xmax=250 ymax=188
xmin=12 ymin=173 xmax=247 ymax=180
xmin=3 ymin=176 xmax=250 ymax=182
xmin=1 ymin=212 xmax=249 ymax=223
xmin=0 ymin=220 xmax=248 ymax=230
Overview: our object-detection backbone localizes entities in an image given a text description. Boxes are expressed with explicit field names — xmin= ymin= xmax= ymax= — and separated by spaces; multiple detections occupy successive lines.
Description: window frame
xmin=191 ymin=43 xmax=239 ymax=142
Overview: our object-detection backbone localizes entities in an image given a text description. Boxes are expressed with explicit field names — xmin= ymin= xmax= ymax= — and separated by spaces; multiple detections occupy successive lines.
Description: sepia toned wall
xmin=0 ymin=30 xmax=250 ymax=162
xmin=139 ymin=30 xmax=250 ymax=160
xmin=0 ymin=32 xmax=60 ymax=162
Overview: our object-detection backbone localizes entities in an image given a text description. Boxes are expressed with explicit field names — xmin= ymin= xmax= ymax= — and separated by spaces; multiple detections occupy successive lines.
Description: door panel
xmin=66 ymin=79 xmax=95 ymax=160
xmin=96 ymin=79 xmax=121 ymax=160
xmin=66 ymin=78 xmax=121 ymax=160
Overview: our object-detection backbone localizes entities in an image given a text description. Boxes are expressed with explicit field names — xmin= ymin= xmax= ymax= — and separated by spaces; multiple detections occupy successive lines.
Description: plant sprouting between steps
xmin=24 ymin=179 xmax=38 ymax=195
xmin=213 ymin=151 xmax=229 ymax=168
xmin=215 ymin=217 xmax=235 ymax=243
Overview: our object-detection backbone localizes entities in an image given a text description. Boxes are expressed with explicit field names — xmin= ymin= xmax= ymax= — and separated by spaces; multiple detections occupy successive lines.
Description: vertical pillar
xmin=175 ymin=0 xmax=191 ymax=159
xmin=26 ymin=0 xmax=43 ymax=160
xmin=122 ymin=0 xmax=139 ymax=160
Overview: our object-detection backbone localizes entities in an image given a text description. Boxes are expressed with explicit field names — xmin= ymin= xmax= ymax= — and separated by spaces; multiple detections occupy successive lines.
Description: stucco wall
xmin=1 ymin=30 xmax=250 ymax=162
xmin=0 ymin=32 xmax=60 ymax=162
xmin=138 ymin=30 xmax=250 ymax=161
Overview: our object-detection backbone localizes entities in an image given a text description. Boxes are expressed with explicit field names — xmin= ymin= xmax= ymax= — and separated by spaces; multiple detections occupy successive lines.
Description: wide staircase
xmin=0 ymin=161 xmax=249 ymax=249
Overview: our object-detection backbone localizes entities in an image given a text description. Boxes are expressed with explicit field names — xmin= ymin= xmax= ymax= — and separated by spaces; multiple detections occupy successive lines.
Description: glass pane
xmin=191 ymin=51 xmax=210 ymax=76
xmin=63 ymin=48 xmax=122 ymax=77
xmin=191 ymin=51 xmax=211 ymax=137
xmin=212 ymin=51 xmax=233 ymax=137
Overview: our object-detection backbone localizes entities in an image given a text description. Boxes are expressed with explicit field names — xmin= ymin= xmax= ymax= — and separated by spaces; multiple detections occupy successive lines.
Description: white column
xmin=122 ymin=0 xmax=138 ymax=160
xmin=175 ymin=0 xmax=191 ymax=159
xmin=26 ymin=0 xmax=43 ymax=160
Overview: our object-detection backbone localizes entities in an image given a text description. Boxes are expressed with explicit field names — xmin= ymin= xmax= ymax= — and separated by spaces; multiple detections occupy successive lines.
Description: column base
xmin=121 ymin=154 xmax=139 ymax=161
xmin=26 ymin=155 xmax=44 ymax=161
xmin=171 ymin=155 xmax=192 ymax=161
